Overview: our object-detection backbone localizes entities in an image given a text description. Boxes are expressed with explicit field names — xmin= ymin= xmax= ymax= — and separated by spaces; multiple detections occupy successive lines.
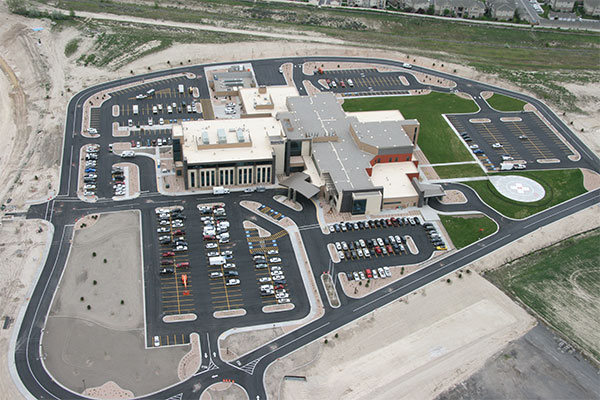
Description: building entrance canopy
xmin=279 ymin=172 xmax=320 ymax=199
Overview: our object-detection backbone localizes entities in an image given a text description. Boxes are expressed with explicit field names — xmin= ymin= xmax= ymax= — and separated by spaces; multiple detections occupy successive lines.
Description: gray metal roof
xmin=279 ymin=172 xmax=320 ymax=199
xmin=412 ymin=178 xmax=445 ymax=197
xmin=278 ymin=93 xmax=414 ymax=194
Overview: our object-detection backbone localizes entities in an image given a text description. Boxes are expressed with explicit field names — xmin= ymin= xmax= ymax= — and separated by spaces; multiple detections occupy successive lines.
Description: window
xmin=190 ymin=171 xmax=195 ymax=187
xmin=266 ymin=167 xmax=271 ymax=183
xmin=239 ymin=169 xmax=243 ymax=184
xmin=219 ymin=170 xmax=224 ymax=185
xmin=248 ymin=168 xmax=253 ymax=184
xmin=201 ymin=171 xmax=205 ymax=187
xmin=395 ymin=157 xmax=398 ymax=162
xmin=389 ymin=157 xmax=393 ymax=162
xmin=406 ymin=156 xmax=410 ymax=161
xmin=244 ymin=169 xmax=247 ymax=184
xmin=257 ymin=168 xmax=261 ymax=183
xmin=352 ymin=199 xmax=367 ymax=215
xmin=211 ymin=171 xmax=215 ymax=186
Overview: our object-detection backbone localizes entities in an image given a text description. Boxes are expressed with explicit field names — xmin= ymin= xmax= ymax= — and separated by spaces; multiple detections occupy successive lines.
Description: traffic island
xmin=177 ymin=333 xmax=201 ymax=381
xmin=163 ymin=313 xmax=197 ymax=323
xmin=213 ymin=309 xmax=247 ymax=319
xmin=263 ymin=303 xmax=295 ymax=313
xmin=321 ymin=273 xmax=340 ymax=308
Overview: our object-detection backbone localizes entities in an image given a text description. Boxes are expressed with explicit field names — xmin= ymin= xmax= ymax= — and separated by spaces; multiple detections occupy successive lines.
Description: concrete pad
xmin=489 ymin=175 xmax=545 ymax=202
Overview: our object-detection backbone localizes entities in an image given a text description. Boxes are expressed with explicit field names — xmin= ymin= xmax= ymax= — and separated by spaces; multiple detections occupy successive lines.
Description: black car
xmin=348 ymin=241 xmax=355 ymax=250
xmin=414 ymin=217 xmax=421 ymax=225
xmin=160 ymin=239 xmax=171 ymax=245
xmin=346 ymin=272 xmax=354 ymax=280
xmin=224 ymin=270 xmax=239 ymax=277
xmin=159 ymin=267 xmax=174 ymax=275
xmin=358 ymin=221 xmax=365 ymax=230
xmin=334 ymin=224 xmax=341 ymax=232
xmin=273 ymin=279 xmax=286 ymax=284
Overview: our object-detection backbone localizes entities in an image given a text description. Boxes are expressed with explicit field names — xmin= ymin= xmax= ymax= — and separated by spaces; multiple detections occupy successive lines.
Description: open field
xmin=342 ymin=92 xmax=478 ymax=163
xmin=440 ymin=214 xmax=497 ymax=249
xmin=265 ymin=272 xmax=534 ymax=400
xmin=434 ymin=163 xmax=486 ymax=179
xmin=42 ymin=211 xmax=189 ymax=396
xmin=485 ymin=229 xmax=600 ymax=362
xmin=465 ymin=169 xmax=587 ymax=219
xmin=438 ymin=323 xmax=600 ymax=400
xmin=485 ymin=93 xmax=527 ymax=112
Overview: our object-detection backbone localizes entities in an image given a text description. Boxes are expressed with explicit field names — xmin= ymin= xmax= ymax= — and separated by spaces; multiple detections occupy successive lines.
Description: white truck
xmin=213 ymin=186 xmax=230 ymax=195
xmin=500 ymin=162 xmax=514 ymax=171
xmin=133 ymin=104 xmax=139 ymax=115
xmin=121 ymin=150 xmax=135 ymax=158
xmin=209 ymin=256 xmax=226 ymax=266
xmin=178 ymin=84 xmax=184 ymax=94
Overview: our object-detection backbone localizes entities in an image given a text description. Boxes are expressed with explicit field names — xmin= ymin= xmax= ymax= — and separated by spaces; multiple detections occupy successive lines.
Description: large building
xmin=172 ymin=91 xmax=443 ymax=214
xmin=277 ymin=93 xmax=427 ymax=214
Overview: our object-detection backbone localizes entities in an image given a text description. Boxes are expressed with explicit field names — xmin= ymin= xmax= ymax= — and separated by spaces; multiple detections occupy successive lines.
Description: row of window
xmin=189 ymin=165 xmax=271 ymax=188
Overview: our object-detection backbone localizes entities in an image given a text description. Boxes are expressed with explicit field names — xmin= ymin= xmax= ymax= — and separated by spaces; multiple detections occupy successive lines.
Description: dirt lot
xmin=265 ymin=273 xmax=535 ymax=400
xmin=437 ymin=323 xmax=599 ymax=400
xmin=42 ymin=211 xmax=189 ymax=397
xmin=0 ymin=219 xmax=51 ymax=399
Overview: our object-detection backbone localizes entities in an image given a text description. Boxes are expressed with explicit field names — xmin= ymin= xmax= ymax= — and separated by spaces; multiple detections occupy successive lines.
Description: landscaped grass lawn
xmin=486 ymin=93 xmax=527 ymax=112
xmin=342 ymin=93 xmax=478 ymax=163
xmin=440 ymin=215 xmax=497 ymax=249
xmin=434 ymin=163 xmax=486 ymax=179
xmin=465 ymin=169 xmax=586 ymax=219
xmin=485 ymin=229 xmax=600 ymax=361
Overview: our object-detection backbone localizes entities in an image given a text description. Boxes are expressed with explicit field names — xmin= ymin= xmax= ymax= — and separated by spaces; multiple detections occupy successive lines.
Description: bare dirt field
xmin=265 ymin=273 xmax=535 ymax=400
xmin=0 ymin=219 xmax=51 ymax=399
xmin=42 ymin=211 xmax=189 ymax=397
xmin=437 ymin=323 xmax=599 ymax=400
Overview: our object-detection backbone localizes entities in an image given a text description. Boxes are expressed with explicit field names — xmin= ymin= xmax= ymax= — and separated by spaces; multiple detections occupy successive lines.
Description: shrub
xmin=93 ymin=280 xmax=97 ymax=285
xmin=92 ymin=252 xmax=96 ymax=257
xmin=103 ymin=258 xmax=107 ymax=263
xmin=87 ymin=305 xmax=91 ymax=310
xmin=80 ymin=296 xmax=84 ymax=302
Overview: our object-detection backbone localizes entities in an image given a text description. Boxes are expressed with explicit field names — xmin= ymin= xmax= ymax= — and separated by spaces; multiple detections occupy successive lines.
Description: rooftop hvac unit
xmin=217 ymin=128 xmax=227 ymax=144
xmin=237 ymin=128 xmax=245 ymax=143
xmin=202 ymin=131 xmax=209 ymax=144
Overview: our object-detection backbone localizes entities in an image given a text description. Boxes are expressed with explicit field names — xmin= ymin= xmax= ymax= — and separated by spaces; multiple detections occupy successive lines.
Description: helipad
xmin=489 ymin=175 xmax=545 ymax=202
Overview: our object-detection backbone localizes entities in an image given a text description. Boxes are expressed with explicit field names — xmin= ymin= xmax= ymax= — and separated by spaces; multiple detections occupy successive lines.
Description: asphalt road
xmin=13 ymin=56 xmax=600 ymax=400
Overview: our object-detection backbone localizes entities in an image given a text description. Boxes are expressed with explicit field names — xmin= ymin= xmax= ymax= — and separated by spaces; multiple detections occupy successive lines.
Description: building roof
xmin=371 ymin=162 xmax=419 ymax=200
xmin=278 ymin=93 xmax=415 ymax=194
xmin=239 ymin=86 xmax=299 ymax=116
xmin=176 ymin=118 xmax=280 ymax=165
xmin=412 ymin=178 xmax=445 ymax=197
xmin=345 ymin=110 xmax=405 ymax=123
xmin=279 ymin=172 xmax=320 ymax=199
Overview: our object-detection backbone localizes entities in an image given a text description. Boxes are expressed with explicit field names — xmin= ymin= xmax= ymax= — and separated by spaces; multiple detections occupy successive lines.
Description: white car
xmin=363 ymin=248 xmax=371 ymax=258
xmin=276 ymin=292 xmax=289 ymax=299
xmin=383 ymin=266 xmax=392 ymax=277
xmin=492 ymin=142 xmax=503 ymax=148
xmin=209 ymin=272 xmax=223 ymax=279
xmin=372 ymin=269 xmax=379 ymax=279
xmin=157 ymin=227 xmax=169 ymax=233
xmin=338 ymin=251 xmax=345 ymax=260
xmin=270 ymin=266 xmax=282 ymax=272
xmin=206 ymin=243 xmax=218 ymax=249
xmin=502 ymin=155 xmax=514 ymax=161
xmin=469 ymin=144 xmax=479 ymax=149
xmin=223 ymin=263 xmax=236 ymax=269
xmin=148 ymin=117 xmax=153 ymax=126
xmin=87 ymin=127 xmax=98 ymax=134
xmin=402 ymin=63 xmax=412 ymax=68
xmin=159 ymin=118 xmax=164 ymax=125
xmin=378 ymin=267 xmax=386 ymax=278
xmin=277 ymin=298 xmax=291 ymax=304
xmin=259 ymin=276 xmax=272 ymax=283
xmin=267 ymin=249 xmax=279 ymax=255
xmin=335 ymin=242 xmax=342 ymax=251
xmin=225 ymin=279 xmax=240 ymax=286
xmin=269 ymin=257 xmax=282 ymax=263
xmin=154 ymin=336 xmax=160 ymax=347
xmin=357 ymin=248 xmax=363 ymax=258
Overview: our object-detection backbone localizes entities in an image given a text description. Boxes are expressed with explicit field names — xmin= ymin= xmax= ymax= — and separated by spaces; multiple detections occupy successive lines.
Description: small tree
xmin=103 ymin=258 xmax=107 ymax=263
xmin=92 ymin=252 xmax=97 ymax=257
xmin=80 ymin=296 xmax=84 ymax=302
xmin=446 ymin=278 xmax=452 ymax=284
xmin=87 ymin=305 xmax=91 ymax=310
xmin=324 ymin=338 xmax=328 ymax=344
xmin=334 ymin=333 xmax=339 ymax=339
xmin=121 ymin=300 xmax=125 ymax=305
xmin=93 ymin=280 xmax=97 ymax=285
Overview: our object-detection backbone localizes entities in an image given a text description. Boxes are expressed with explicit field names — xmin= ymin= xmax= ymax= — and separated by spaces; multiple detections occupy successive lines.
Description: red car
xmin=203 ymin=235 xmax=215 ymax=241
xmin=374 ymin=246 xmax=382 ymax=254
xmin=173 ymin=230 xmax=185 ymax=236
xmin=161 ymin=260 xmax=173 ymax=265
xmin=162 ymin=251 xmax=175 ymax=257
xmin=386 ymin=244 xmax=393 ymax=253
xmin=177 ymin=262 xmax=190 ymax=268
xmin=340 ymin=80 xmax=346 ymax=88
xmin=274 ymin=284 xmax=284 ymax=290
xmin=365 ymin=269 xmax=373 ymax=279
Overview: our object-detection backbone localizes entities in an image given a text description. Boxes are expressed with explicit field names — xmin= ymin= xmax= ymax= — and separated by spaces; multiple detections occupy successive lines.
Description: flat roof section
xmin=346 ymin=110 xmax=405 ymax=123
xmin=279 ymin=172 xmax=320 ymax=199
xmin=371 ymin=162 xmax=419 ymax=200
xmin=180 ymin=118 xmax=281 ymax=165
xmin=350 ymin=119 xmax=414 ymax=151
xmin=239 ymin=86 xmax=300 ymax=116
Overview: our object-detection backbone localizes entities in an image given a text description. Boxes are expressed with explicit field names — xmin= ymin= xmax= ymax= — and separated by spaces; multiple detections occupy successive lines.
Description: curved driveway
xmin=13 ymin=56 xmax=600 ymax=400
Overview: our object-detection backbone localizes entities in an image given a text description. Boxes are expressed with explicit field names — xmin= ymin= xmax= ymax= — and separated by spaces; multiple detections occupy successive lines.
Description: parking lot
xmin=154 ymin=206 xmax=196 ymax=316
xmin=307 ymin=68 xmax=426 ymax=95
xmin=447 ymin=112 xmax=574 ymax=169
xmin=327 ymin=216 xmax=438 ymax=273
xmin=246 ymin=227 xmax=293 ymax=306
xmin=108 ymin=76 xmax=205 ymax=129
